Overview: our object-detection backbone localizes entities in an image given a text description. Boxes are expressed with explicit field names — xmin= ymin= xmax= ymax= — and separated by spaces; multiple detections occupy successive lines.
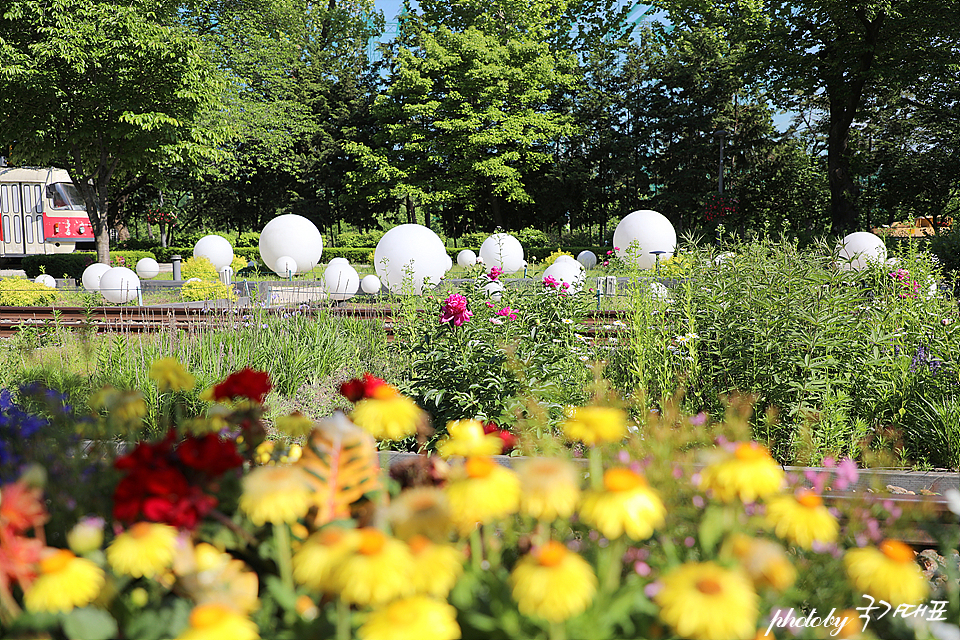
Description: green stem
xmin=273 ymin=522 xmax=294 ymax=596
xmin=589 ymin=447 xmax=604 ymax=491
xmin=470 ymin=527 xmax=484 ymax=572
xmin=337 ymin=597 xmax=351 ymax=640
xmin=550 ymin=621 xmax=566 ymax=640
xmin=603 ymin=537 xmax=627 ymax=594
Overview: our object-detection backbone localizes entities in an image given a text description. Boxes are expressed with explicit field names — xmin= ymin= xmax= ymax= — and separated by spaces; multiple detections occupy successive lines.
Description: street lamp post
xmin=713 ymin=129 xmax=728 ymax=195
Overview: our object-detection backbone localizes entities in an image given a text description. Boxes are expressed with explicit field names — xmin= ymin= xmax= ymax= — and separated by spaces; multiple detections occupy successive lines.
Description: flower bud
xmin=67 ymin=516 xmax=105 ymax=555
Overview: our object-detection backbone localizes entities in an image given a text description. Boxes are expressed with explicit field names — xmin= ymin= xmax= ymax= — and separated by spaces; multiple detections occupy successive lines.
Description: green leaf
xmin=698 ymin=504 xmax=731 ymax=554
xmin=62 ymin=607 xmax=118 ymax=640
xmin=265 ymin=575 xmax=299 ymax=612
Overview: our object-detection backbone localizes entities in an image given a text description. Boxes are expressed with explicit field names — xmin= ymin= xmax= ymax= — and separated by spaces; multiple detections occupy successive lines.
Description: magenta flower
xmin=834 ymin=457 xmax=859 ymax=490
xmin=487 ymin=267 xmax=503 ymax=281
xmin=495 ymin=306 xmax=518 ymax=321
xmin=439 ymin=294 xmax=473 ymax=327
xmin=543 ymin=275 xmax=559 ymax=289
xmin=602 ymin=260 xmax=609 ymax=267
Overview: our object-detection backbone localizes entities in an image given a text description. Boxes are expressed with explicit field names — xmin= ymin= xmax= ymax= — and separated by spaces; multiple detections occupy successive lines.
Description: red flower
xmin=339 ymin=373 xmax=392 ymax=402
xmin=482 ymin=422 xmax=517 ymax=454
xmin=177 ymin=434 xmax=243 ymax=476
xmin=212 ymin=368 xmax=272 ymax=404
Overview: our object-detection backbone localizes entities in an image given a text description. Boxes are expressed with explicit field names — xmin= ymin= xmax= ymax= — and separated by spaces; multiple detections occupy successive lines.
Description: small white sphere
xmin=35 ymin=274 xmax=56 ymax=288
xmin=185 ymin=277 xmax=202 ymax=284
xmin=329 ymin=257 xmax=348 ymax=265
xmin=259 ymin=214 xmax=324 ymax=275
xmin=136 ymin=257 xmax=160 ymax=279
xmin=577 ymin=250 xmax=598 ymax=269
xmin=323 ymin=263 xmax=360 ymax=301
xmin=837 ymin=232 xmax=886 ymax=270
xmin=99 ymin=267 xmax=140 ymax=303
xmin=361 ymin=274 xmax=382 ymax=294
xmin=81 ymin=263 xmax=111 ymax=292
xmin=274 ymin=256 xmax=298 ymax=276
xmin=374 ymin=224 xmax=450 ymax=294
xmin=457 ymin=249 xmax=477 ymax=267
xmin=613 ymin=210 xmax=677 ymax=269
xmin=479 ymin=234 xmax=525 ymax=273
xmin=483 ymin=280 xmax=505 ymax=301
xmin=649 ymin=282 xmax=670 ymax=301
xmin=543 ymin=261 xmax=585 ymax=293
xmin=193 ymin=235 xmax=234 ymax=271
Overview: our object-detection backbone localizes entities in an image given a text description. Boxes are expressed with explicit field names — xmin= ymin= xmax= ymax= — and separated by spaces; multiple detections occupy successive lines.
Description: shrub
xmin=0 ymin=277 xmax=59 ymax=306
xmin=929 ymin=226 xmax=960 ymax=278
xmin=336 ymin=230 xmax=384 ymax=248
xmin=22 ymin=251 xmax=155 ymax=280
xmin=543 ymin=249 xmax=574 ymax=267
xmin=181 ymin=256 xmax=218 ymax=281
xmin=181 ymin=279 xmax=236 ymax=302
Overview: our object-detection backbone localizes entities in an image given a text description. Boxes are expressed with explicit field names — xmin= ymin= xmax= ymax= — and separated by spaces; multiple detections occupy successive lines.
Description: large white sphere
xmin=577 ymin=250 xmax=598 ymax=269
xmin=543 ymin=261 xmax=585 ymax=293
xmin=329 ymin=257 xmax=348 ymax=265
xmin=35 ymin=274 xmax=56 ymax=288
xmin=99 ymin=267 xmax=140 ymax=303
xmin=274 ymin=256 xmax=298 ymax=276
xmin=837 ymin=232 xmax=886 ymax=270
xmin=479 ymin=234 xmax=525 ymax=274
xmin=483 ymin=280 xmax=505 ymax=301
xmin=259 ymin=214 xmax=324 ymax=276
xmin=374 ymin=224 xmax=450 ymax=294
xmin=457 ymin=249 xmax=477 ymax=267
xmin=193 ymin=235 xmax=234 ymax=271
xmin=81 ymin=263 xmax=111 ymax=292
xmin=323 ymin=263 xmax=360 ymax=301
xmin=613 ymin=210 xmax=677 ymax=269
xmin=136 ymin=257 xmax=160 ymax=279
xmin=361 ymin=274 xmax=382 ymax=294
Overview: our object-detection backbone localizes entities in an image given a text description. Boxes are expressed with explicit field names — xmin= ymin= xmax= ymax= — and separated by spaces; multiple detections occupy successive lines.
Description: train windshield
xmin=46 ymin=182 xmax=86 ymax=211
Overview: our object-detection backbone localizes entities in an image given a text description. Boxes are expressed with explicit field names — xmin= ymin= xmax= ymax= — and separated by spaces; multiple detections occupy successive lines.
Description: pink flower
xmin=543 ymin=275 xmax=559 ymax=289
xmin=602 ymin=260 xmax=609 ymax=267
xmin=834 ymin=457 xmax=859 ymax=491
xmin=487 ymin=267 xmax=503 ymax=281
xmin=489 ymin=317 xmax=504 ymax=325
xmin=495 ymin=306 xmax=518 ymax=321
xmin=614 ymin=247 xmax=620 ymax=251
xmin=439 ymin=294 xmax=473 ymax=327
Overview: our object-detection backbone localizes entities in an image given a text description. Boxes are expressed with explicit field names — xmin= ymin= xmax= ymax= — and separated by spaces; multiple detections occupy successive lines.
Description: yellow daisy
xmin=239 ymin=466 xmax=314 ymax=526
xmin=292 ymin=527 xmax=355 ymax=592
xmin=561 ymin=406 xmax=627 ymax=445
xmin=107 ymin=522 xmax=179 ymax=578
xmin=150 ymin=357 xmax=196 ymax=392
xmin=333 ymin=528 xmax=416 ymax=606
xmin=699 ymin=442 xmax=784 ymax=503
xmin=358 ymin=596 xmax=460 ymax=640
xmin=724 ymin=534 xmax=796 ymax=592
xmin=24 ymin=549 xmax=105 ymax=613
xmin=275 ymin=412 xmax=315 ymax=438
xmin=351 ymin=393 xmax=424 ymax=441
xmin=438 ymin=419 xmax=503 ymax=458
xmin=844 ymin=539 xmax=929 ymax=606
xmin=445 ymin=457 xmax=521 ymax=535
xmin=408 ymin=535 xmax=464 ymax=598
xmin=578 ymin=468 xmax=665 ymax=540
xmin=516 ymin=457 xmax=581 ymax=521
xmin=656 ymin=561 xmax=759 ymax=640
xmin=510 ymin=541 xmax=597 ymax=623
xmin=387 ymin=487 xmax=454 ymax=541
xmin=766 ymin=489 xmax=839 ymax=549
xmin=175 ymin=604 xmax=259 ymax=640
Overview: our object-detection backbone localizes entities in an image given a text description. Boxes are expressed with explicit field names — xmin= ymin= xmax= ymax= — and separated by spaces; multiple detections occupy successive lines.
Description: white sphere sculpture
xmin=329 ymin=257 xmax=348 ymax=265
xmin=259 ymin=214 xmax=324 ymax=276
xmin=99 ymin=267 xmax=140 ymax=304
xmin=274 ymin=256 xmax=298 ymax=277
xmin=373 ymin=224 xmax=450 ymax=294
xmin=81 ymin=263 xmax=111 ymax=292
xmin=35 ymin=274 xmax=56 ymax=288
xmin=323 ymin=263 xmax=360 ymax=301
xmin=136 ymin=257 xmax=160 ymax=279
xmin=483 ymin=280 xmax=505 ymax=301
xmin=613 ymin=210 xmax=677 ymax=270
xmin=479 ymin=234 xmax=525 ymax=274
xmin=577 ymin=250 xmax=598 ymax=269
xmin=543 ymin=261 xmax=585 ymax=293
xmin=457 ymin=249 xmax=477 ymax=267
xmin=836 ymin=232 xmax=886 ymax=271
xmin=193 ymin=235 xmax=234 ymax=271
xmin=361 ymin=274 xmax=382 ymax=294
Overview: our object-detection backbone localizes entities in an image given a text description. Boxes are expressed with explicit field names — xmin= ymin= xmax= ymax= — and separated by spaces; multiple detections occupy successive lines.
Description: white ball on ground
xmin=836 ymin=232 xmax=886 ymax=270
xmin=259 ymin=214 xmax=324 ymax=275
xmin=479 ymin=233 xmax=525 ymax=273
xmin=35 ymin=274 xmax=56 ymax=288
xmin=99 ymin=267 xmax=140 ymax=303
xmin=577 ymin=250 xmax=598 ymax=269
xmin=613 ymin=210 xmax=677 ymax=269
xmin=274 ymin=256 xmax=298 ymax=277
xmin=193 ymin=235 xmax=234 ymax=271
xmin=81 ymin=263 xmax=111 ymax=292
xmin=374 ymin=224 xmax=450 ymax=294
xmin=136 ymin=257 xmax=160 ymax=279
xmin=323 ymin=263 xmax=360 ymax=301
xmin=457 ymin=249 xmax=477 ymax=267
xmin=361 ymin=274 xmax=382 ymax=294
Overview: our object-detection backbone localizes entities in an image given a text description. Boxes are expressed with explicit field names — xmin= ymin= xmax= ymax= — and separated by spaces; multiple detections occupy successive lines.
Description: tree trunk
xmin=95 ymin=225 xmax=110 ymax=264
xmin=490 ymin=193 xmax=503 ymax=228
xmin=826 ymin=106 xmax=860 ymax=235
xmin=160 ymin=223 xmax=168 ymax=248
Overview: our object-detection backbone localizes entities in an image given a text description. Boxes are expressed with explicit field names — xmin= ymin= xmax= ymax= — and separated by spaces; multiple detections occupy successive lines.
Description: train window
xmin=0 ymin=185 xmax=7 ymax=213
xmin=37 ymin=216 xmax=44 ymax=240
xmin=25 ymin=215 xmax=33 ymax=243
xmin=47 ymin=182 xmax=85 ymax=211
xmin=11 ymin=185 xmax=19 ymax=213
xmin=2 ymin=216 xmax=8 ymax=240
xmin=14 ymin=216 xmax=22 ymax=243
xmin=33 ymin=185 xmax=42 ymax=213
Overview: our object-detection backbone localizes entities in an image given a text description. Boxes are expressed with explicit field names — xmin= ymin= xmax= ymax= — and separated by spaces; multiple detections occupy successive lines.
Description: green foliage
xmin=0 ymin=278 xmax=60 ymax=306
xmin=930 ymin=227 xmax=960 ymax=279
xmin=334 ymin=230 xmax=384 ymax=248
xmin=22 ymin=252 xmax=156 ymax=280
xmin=543 ymin=249 xmax=574 ymax=267
xmin=180 ymin=279 xmax=237 ymax=302
xmin=180 ymin=256 xmax=218 ymax=281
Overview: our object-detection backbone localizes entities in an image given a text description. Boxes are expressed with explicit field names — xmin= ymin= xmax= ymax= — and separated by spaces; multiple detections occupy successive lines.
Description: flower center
xmin=734 ymin=442 xmax=769 ymax=462
xmin=358 ymin=528 xmax=386 ymax=555
xmin=189 ymin=604 xmax=229 ymax=628
xmin=40 ymin=549 xmax=75 ymax=574
xmin=129 ymin=522 xmax=154 ymax=538
xmin=696 ymin=578 xmax=723 ymax=595
xmin=407 ymin=535 xmax=431 ymax=555
xmin=466 ymin=457 xmax=496 ymax=479
xmin=320 ymin=528 xmax=345 ymax=546
xmin=603 ymin=468 xmax=646 ymax=492
xmin=797 ymin=489 xmax=823 ymax=508
xmin=537 ymin=541 xmax=567 ymax=567
xmin=879 ymin=539 xmax=914 ymax=563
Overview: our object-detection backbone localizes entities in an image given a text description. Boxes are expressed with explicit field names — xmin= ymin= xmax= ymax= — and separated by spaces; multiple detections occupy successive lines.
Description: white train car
xmin=0 ymin=166 xmax=94 ymax=256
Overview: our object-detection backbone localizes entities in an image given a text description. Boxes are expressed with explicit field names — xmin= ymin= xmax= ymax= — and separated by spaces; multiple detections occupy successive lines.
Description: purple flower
xmin=440 ymin=294 xmax=473 ymax=327
xmin=834 ymin=457 xmax=859 ymax=491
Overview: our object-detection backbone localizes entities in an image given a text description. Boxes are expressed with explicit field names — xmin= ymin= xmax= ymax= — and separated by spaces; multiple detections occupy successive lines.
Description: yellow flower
xmin=150 ymin=357 xmax=196 ymax=392
xmin=844 ymin=539 xmax=929 ymax=606
xmin=510 ymin=541 xmax=597 ymax=623
xmin=173 ymin=543 xmax=260 ymax=615
xmin=579 ymin=468 xmax=665 ymax=540
xmin=656 ymin=561 xmax=759 ymax=640
xmin=239 ymin=466 xmax=314 ymax=525
xmin=67 ymin=516 xmax=105 ymax=555
xmin=333 ymin=528 xmax=416 ymax=606
xmin=407 ymin=535 xmax=464 ymax=597
xmin=516 ymin=457 xmax=581 ymax=521
xmin=275 ymin=412 xmax=315 ymax=438
xmin=107 ymin=522 xmax=179 ymax=578
xmin=90 ymin=386 xmax=147 ymax=423
xmin=24 ymin=549 xmax=104 ymax=613
xmin=445 ymin=457 xmax=521 ymax=535
xmin=723 ymin=534 xmax=796 ymax=592
xmin=176 ymin=604 xmax=259 ymax=640
xmin=766 ymin=489 xmax=838 ymax=549
xmin=292 ymin=527 xmax=355 ymax=592
xmin=387 ymin=487 xmax=454 ymax=541
xmin=351 ymin=393 xmax=425 ymax=441
xmin=699 ymin=442 xmax=784 ymax=503
xmin=561 ymin=406 xmax=627 ymax=445
xmin=358 ymin=596 xmax=460 ymax=640
xmin=438 ymin=419 xmax=503 ymax=458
